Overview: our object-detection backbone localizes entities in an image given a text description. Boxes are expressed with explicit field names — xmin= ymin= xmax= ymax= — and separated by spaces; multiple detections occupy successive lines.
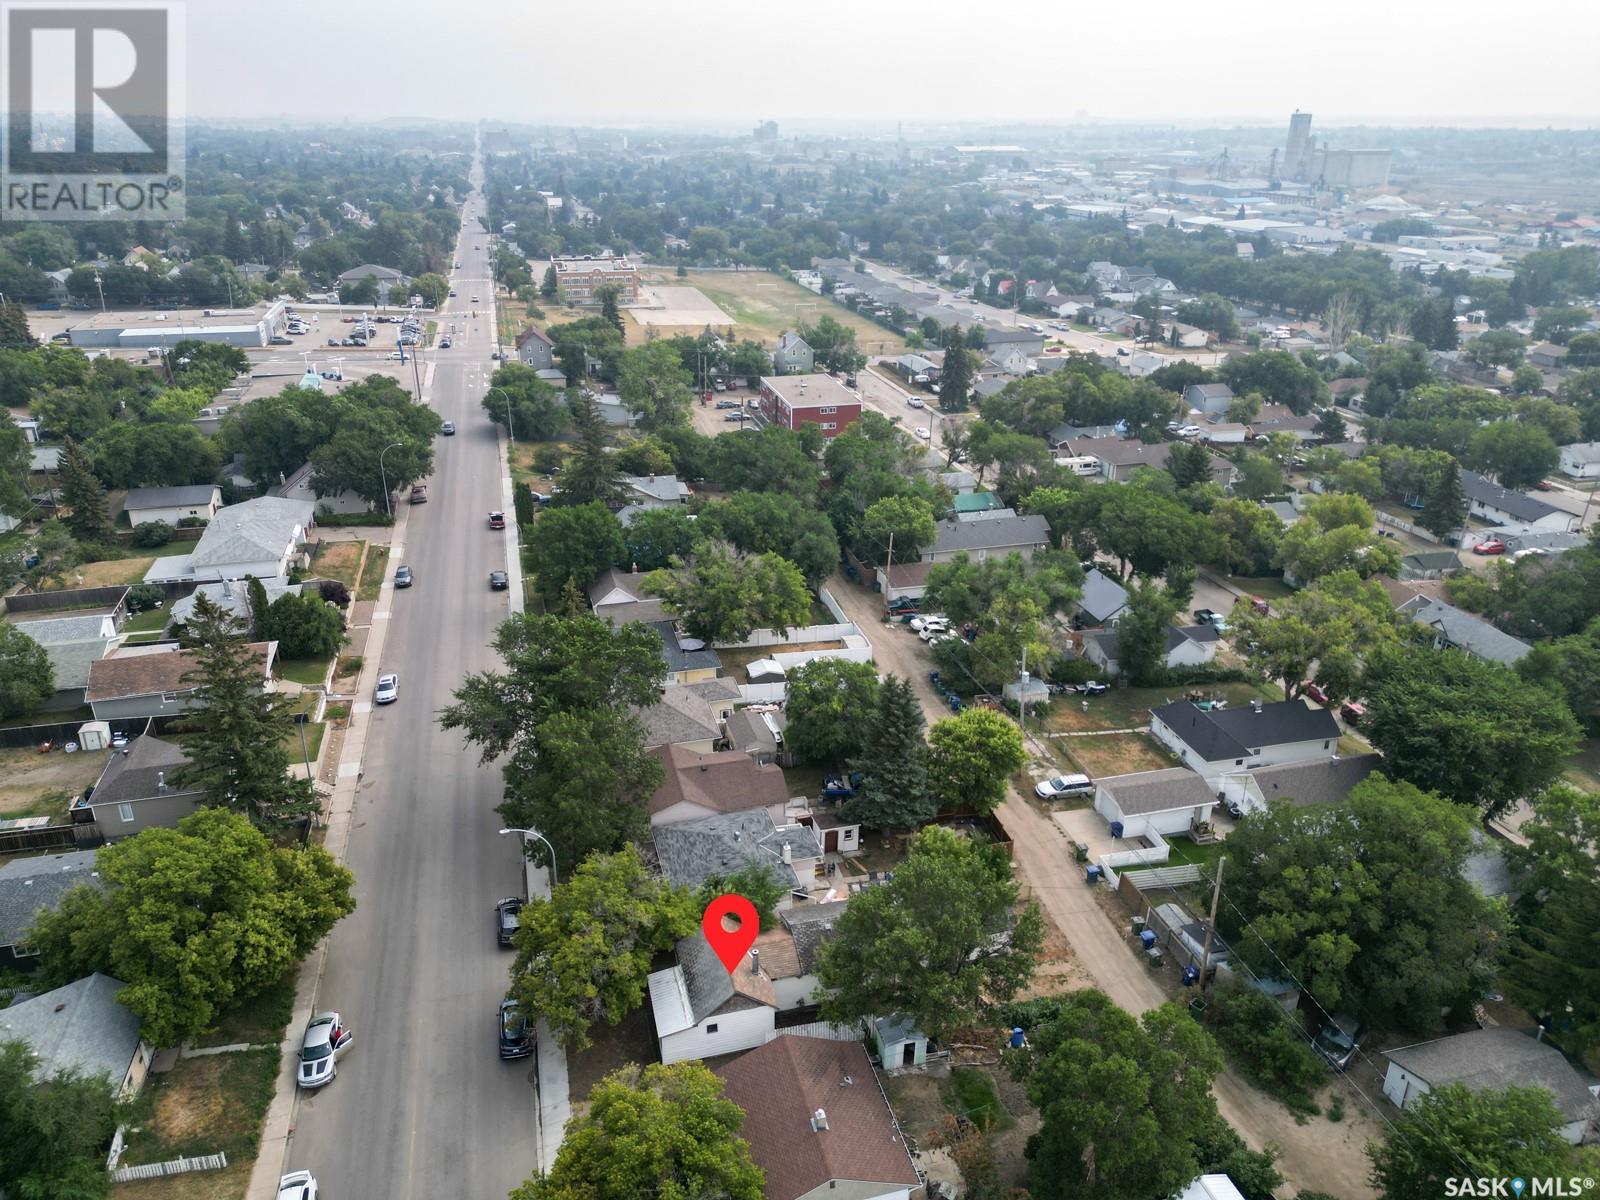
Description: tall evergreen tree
xmin=0 ymin=299 xmax=37 ymax=350
xmin=57 ymin=438 xmax=115 ymax=543
xmin=246 ymin=576 xmax=271 ymax=639
xmin=939 ymin=333 xmax=975 ymax=413
xmin=847 ymin=674 xmax=932 ymax=829
xmin=541 ymin=263 xmax=558 ymax=299
xmin=1419 ymin=463 xmax=1467 ymax=539
xmin=174 ymin=594 xmax=314 ymax=831
xmin=597 ymin=283 xmax=625 ymax=336
xmin=559 ymin=390 xmax=623 ymax=507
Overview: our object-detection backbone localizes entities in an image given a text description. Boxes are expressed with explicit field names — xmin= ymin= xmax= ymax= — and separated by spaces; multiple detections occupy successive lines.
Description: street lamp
xmin=485 ymin=384 xmax=515 ymax=445
xmin=499 ymin=827 xmax=558 ymax=887
xmin=378 ymin=441 xmax=403 ymax=518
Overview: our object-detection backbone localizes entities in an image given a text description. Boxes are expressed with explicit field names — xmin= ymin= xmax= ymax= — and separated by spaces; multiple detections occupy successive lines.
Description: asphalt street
xmin=280 ymin=171 xmax=541 ymax=1199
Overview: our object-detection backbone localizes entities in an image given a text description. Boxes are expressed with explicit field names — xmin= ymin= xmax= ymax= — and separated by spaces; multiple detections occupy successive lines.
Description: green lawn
xmin=118 ymin=1047 xmax=278 ymax=1168
xmin=1162 ymin=835 xmax=1228 ymax=873
xmin=944 ymin=1066 xmax=1014 ymax=1133
xmin=278 ymin=656 xmax=334 ymax=687
xmin=191 ymin=973 xmax=296 ymax=1049
xmin=123 ymin=608 xmax=169 ymax=634
xmin=1041 ymin=681 xmax=1276 ymax=734
xmin=356 ymin=544 xmax=390 ymax=601
xmin=1226 ymin=575 xmax=1296 ymax=602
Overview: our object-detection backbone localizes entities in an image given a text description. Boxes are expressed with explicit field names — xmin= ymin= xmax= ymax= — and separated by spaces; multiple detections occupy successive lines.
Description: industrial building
xmin=66 ymin=299 xmax=289 ymax=350
xmin=1281 ymin=112 xmax=1392 ymax=190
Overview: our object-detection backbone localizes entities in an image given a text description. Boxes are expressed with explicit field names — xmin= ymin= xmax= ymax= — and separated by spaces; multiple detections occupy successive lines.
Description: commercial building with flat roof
xmin=757 ymin=374 xmax=861 ymax=439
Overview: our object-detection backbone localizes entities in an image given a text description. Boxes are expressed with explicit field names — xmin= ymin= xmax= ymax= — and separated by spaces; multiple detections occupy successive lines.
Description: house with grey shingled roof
xmin=0 ymin=849 xmax=103 ymax=968
xmin=1151 ymin=697 xmax=1339 ymax=783
xmin=1078 ymin=568 xmax=1130 ymax=625
xmin=1461 ymin=469 xmax=1579 ymax=535
xmin=635 ymin=680 xmax=739 ymax=752
xmin=1083 ymin=623 xmax=1218 ymax=677
xmin=1216 ymin=754 xmax=1382 ymax=818
xmin=648 ymin=930 xmax=780 ymax=1064
xmin=73 ymin=735 xmax=205 ymax=839
xmin=169 ymin=578 xmax=302 ymax=628
xmin=144 ymin=496 xmax=314 ymax=584
xmin=0 ymin=973 xmax=151 ymax=1095
xmin=651 ymin=809 xmax=821 ymax=898
xmin=122 ymin=484 xmax=221 ymax=528
xmin=923 ymin=513 xmax=1050 ymax=563
xmin=7 ymin=610 xmax=125 ymax=702
xmin=1092 ymin=768 xmax=1218 ymax=839
xmin=1382 ymin=1029 xmax=1597 ymax=1144
xmin=1397 ymin=596 xmax=1531 ymax=666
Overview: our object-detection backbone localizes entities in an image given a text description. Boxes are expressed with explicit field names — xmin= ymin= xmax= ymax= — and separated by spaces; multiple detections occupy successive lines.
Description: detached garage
xmin=1093 ymin=768 xmax=1218 ymax=839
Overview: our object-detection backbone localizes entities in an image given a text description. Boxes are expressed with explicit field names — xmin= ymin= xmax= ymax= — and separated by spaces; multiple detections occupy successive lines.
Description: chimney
xmin=749 ymin=948 xmax=760 ymax=976
xmin=156 ymin=771 xmax=166 ymax=792
xmin=810 ymin=1108 xmax=829 ymax=1132
xmin=781 ymin=841 xmax=793 ymax=864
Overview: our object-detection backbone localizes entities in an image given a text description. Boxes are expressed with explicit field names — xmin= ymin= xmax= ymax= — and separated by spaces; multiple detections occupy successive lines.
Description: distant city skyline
xmin=183 ymin=0 xmax=1600 ymax=129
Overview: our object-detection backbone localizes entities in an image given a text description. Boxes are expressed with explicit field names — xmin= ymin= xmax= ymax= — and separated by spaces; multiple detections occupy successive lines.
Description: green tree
xmin=88 ymin=422 xmax=222 ymax=489
xmin=1314 ymin=407 xmax=1347 ymax=440
xmin=508 ymin=846 xmax=697 ymax=1050
xmin=1367 ymin=1084 xmax=1584 ymax=1200
xmin=1363 ymin=643 xmax=1581 ymax=817
xmin=1009 ymin=990 xmax=1223 ymax=1200
xmin=410 ymin=272 xmax=450 ymax=308
xmin=557 ymin=391 xmax=624 ymax=508
xmin=784 ymin=658 xmax=881 ymax=766
xmin=924 ymin=549 xmax=1082 ymax=625
xmin=1219 ymin=349 xmax=1328 ymax=414
xmin=257 ymin=590 xmax=345 ymax=660
xmin=939 ymin=336 xmax=975 ymax=412
xmin=859 ymin=495 xmax=937 ymax=563
xmin=1208 ymin=498 xmax=1284 ymax=575
xmin=0 ymin=299 xmax=37 ymax=350
xmin=0 ymin=1037 xmax=125 ymax=1200
xmin=1532 ymin=306 xmax=1590 ymax=345
xmin=644 ymin=545 xmax=810 ymax=644
xmin=1233 ymin=452 xmax=1285 ymax=500
xmin=0 ymin=413 xmax=30 ymax=518
xmin=309 ymin=403 xmax=440 ymax=507
xmin=526 ymin=502 xmax=625 ymax=602
xmin=1463 ymin=328 xmax=1526 ymax=368
xmin=621 ymin=506 xmax=698 ymax=572
xmin=694 ymin=491 xmax=840 ymax=588
xmin=30 ymin=808 xmax=354 ymax=1045
xmin=818 ymin=826 xmax=1043 ymax=1037
xmin=1503 ymin=784 xmax=1600 ymax=1054
xmin=440 ymin=612 xmax=667 ymax=876
xmin=1230 ymin=570 xmax=1400 ymax=700
xmin=1419 ymin=462 xmax=1468 ymax=539
xmin=596 ymin=283 xmax=625 ymax=337
xmin=1225 ymin=776 xmax=1504 ymax=1031
xmin=0 ymin=623 xmax=55 ymax=719
xmin=927 ymin=707 xmax=1026 ymax=816
xmin=25 ymin=522 xmax=80 ymax=590
xmin=174 ymin=594 xmax=314 ymax=830
xmin=540 ymin=264 xmax=558 ymax=300
xmin=617 ymin=341 xmax=694 ymax=431
xmin=848 ymin=675 xmax=932 ymax=829
xmin=696 ymin=861 xmax=787 ymax=933
xmin=510 ymin=1062 xmax=764 ymax=1200
xmin=1469 ymin=420 xmax=1559 ymax=491
xmin=1277 ymin=506 xmax=1400 ymax=583
xmin=1115 ymin=578 xmax=1182 ymax=686
xmin=483 ymin=364 xmax=570 ymax=442
xmin=1165 ymin=440 xmax=1216 ymax=490
xmin=57 ymin=437 xmax=114 ymax=543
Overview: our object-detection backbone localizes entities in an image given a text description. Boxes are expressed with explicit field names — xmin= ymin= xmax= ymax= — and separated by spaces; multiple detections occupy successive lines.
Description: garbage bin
xmin=1074 ymin=842 xmax=1089 ymax=863
xmin=1131 ymin=915 xmax=1147 ymax=936
xmin=1139 ymin=929 xmax=1157 ymax=951
xmin=1188 ymin=996 xmax=1208 ymax=1020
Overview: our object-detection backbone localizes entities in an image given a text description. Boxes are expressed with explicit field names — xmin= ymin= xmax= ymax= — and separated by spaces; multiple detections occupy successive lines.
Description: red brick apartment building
xmin=757 ymin=374 xmax=861 ymax=438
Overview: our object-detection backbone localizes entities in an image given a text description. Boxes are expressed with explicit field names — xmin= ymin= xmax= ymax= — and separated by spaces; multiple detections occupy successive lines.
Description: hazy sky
xmin=188 ymin=0 xmax=1600 ymax=129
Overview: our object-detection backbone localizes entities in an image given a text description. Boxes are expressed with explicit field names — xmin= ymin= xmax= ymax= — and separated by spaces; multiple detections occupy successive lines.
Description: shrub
xmin=314 ymin=511 xmax=394 ymax=527
xmin=127 ymin=584 xmax=166 ymax=612
xmin=532 ymin=444 xmax=565 ymax=474
xmin=176 ymin=515 xmax=209 ymax=528
xmin=1204 ymin=981 xmax=1326 ymax=1115
xmin=317 ymin=579 xmax=351 ymax=606
xmin=131 ymin=520 xmax=174 ymax=548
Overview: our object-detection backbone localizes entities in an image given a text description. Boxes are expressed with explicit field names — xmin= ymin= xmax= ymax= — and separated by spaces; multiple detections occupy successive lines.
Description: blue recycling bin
xmin=1139 ymin=929 xmax=1157 ymax=951
xmin=1182 ymin=965 xmax=1201 ymax=987
xmin=1009 ymin=1027 xmax=1025 ymax=1049
xmin=1109 ymin=820 xmax=1125 ymax=839
xmin=1085 ymin=864 xmax=1102 ymax=884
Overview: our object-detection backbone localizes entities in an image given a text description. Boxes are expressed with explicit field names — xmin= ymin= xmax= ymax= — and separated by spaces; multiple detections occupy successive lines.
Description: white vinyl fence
xmin=111 ymin=1152 xmax=228 ymax=1183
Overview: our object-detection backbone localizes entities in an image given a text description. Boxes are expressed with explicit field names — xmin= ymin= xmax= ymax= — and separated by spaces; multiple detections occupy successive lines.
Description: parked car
xmin=296 ymin=1012 xmax=353 ymax=1088
xmin=1340 ymin=700 xmax=1367 ymax=725
xmin=498 ymin=999 xmax=533 ymax=1060
xmin=1080 ymin=680 xmax=1109 ymax=696
xmin=488 ymin=511 xmax=506 ymax=529
xmin=915 ymin=426 xmax=931 ymax=439
xmin=715 ymin=398 xmax=740 ymax=409
xmin=1178 ymin=425 xmax=1202 ymax=437
xmin=495 ymin=897 xmax=523 ymax=948
xmin=277 ymin=1171 xmax=318 ymax=1200
xmin=1313 ymin=1014 xmax=1361 ymax=1070
xmin=909 ymin=614 xmax=946 ymax=632
xmin=907 ymin=397 xmax=925 ymax=409
xmin=409 ymin=484 xmax=428 ymax=503
xmin=1035 ymin=773 xmax=1093 ymax=800
xmin=489 ymin=570 xmax=509 ymax=590
xmin=441 ymin=421 xmax=455 ymax=435
xmin=1303 ymin=682 xmax=1329 ymax=704
xmin=439 ymin=337 xmax=452 ymax=348
xmin=1192 ymin=609 xmax=1218 ymax=625
xmin=374 ymin=673 xmax=399 ymax=704
xmin=887 ymin=598 xmax=920 ymax=614
xmin=394 ymin=565 xmax=413 ymax=588
xmin=722 ymin=411 xmax=744 ymax=422
xmin=269 ymin=335 xmax=293 ymax=345
xmin=1473 ymin=538 xmax=1507 ymax=555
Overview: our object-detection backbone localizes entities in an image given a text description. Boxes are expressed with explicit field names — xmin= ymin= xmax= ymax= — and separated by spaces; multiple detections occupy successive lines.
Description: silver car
xmin=374 ymin=673 xmax=399 ymax=704
xmin=296 ymin=1012 xmax=353 ymax=1088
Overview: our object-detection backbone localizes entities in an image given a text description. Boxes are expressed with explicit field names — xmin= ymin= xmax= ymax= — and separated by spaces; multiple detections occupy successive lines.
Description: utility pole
xmin=1019 ymin=644 xmax=1029 ymax=737
xmin=1198 ymin=855 xmax=1226 ymax=991
xmin=881 ymin=532 xmax=894 ymax=614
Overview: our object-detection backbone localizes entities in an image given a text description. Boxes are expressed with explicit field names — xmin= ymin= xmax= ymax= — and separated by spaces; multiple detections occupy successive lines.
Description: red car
xmin=1303 ymin=682 xmax=1329 ymax=704
xmin=1340 ymin=701 xmax=1368 ymax=725
xmin=487 ymin=511 xmax=506 ymax=530
xmin=1472 ymin=538 xmax=1506 ymax=555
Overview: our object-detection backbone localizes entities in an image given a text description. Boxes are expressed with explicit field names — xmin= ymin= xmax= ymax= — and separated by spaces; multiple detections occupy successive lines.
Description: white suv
xmin=278 ymin=1171 xmax=318 ymax=1200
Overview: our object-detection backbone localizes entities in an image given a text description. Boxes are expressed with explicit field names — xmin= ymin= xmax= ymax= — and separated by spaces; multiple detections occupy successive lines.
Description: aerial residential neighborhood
xmin=0 ymin=6 xmax=1598 ymax=1200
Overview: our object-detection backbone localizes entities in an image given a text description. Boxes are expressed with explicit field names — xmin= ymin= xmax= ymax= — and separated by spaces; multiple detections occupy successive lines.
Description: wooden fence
xmin=111 ymin=1152 xmax=227 ymax=1182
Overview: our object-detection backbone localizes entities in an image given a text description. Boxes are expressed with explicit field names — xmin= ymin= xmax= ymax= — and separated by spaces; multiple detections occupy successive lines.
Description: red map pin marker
xmin=701 ymin=893 xmax=759 ymax=975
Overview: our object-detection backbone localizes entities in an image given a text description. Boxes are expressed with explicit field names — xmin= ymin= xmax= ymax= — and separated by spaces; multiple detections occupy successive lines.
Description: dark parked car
xmin=1192 ymin=609 xmax=1217 ymax=625
xmin=495 ymin=897 xmax=523 ymax=947
xmin=498 ymin=999 xmax=532 ymax=1060
xmin=394 ymin=565 xmax=413 ymax=588
xmin=489 ymin=570 xmax=509 ymax=590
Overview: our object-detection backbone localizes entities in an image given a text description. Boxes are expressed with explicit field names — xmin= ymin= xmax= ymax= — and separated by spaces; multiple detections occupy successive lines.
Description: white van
xmin=1054 ymin=455 xmax=1101 ymax=477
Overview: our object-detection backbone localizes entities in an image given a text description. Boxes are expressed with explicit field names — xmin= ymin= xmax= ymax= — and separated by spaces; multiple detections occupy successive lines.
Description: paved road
xmin=281 ymin=168 xmax=541 ymax=1200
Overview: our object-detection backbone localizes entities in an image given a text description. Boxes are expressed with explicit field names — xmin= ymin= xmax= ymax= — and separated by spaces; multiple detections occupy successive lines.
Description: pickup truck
xmin=409 ymin=484 xmax=428 ymax=504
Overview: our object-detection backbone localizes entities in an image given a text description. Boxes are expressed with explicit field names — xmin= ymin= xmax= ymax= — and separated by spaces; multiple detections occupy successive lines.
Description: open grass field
xmin=71 ymin=554 xmax=157 ymax=589
xmin=1040 ymin=682 xmax=1275 ymax=735
xmin=635 ymin=268 xmax=905 ymax=354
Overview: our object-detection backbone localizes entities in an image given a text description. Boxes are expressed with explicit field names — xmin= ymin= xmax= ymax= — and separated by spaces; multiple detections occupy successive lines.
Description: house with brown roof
xmin=648 ymin=743 xmax=789 ymax=827
xmin=714 ymin=1036 xmax=922 ymax=1200
xmin=85 ymin=642 xmax=276 ymax=721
